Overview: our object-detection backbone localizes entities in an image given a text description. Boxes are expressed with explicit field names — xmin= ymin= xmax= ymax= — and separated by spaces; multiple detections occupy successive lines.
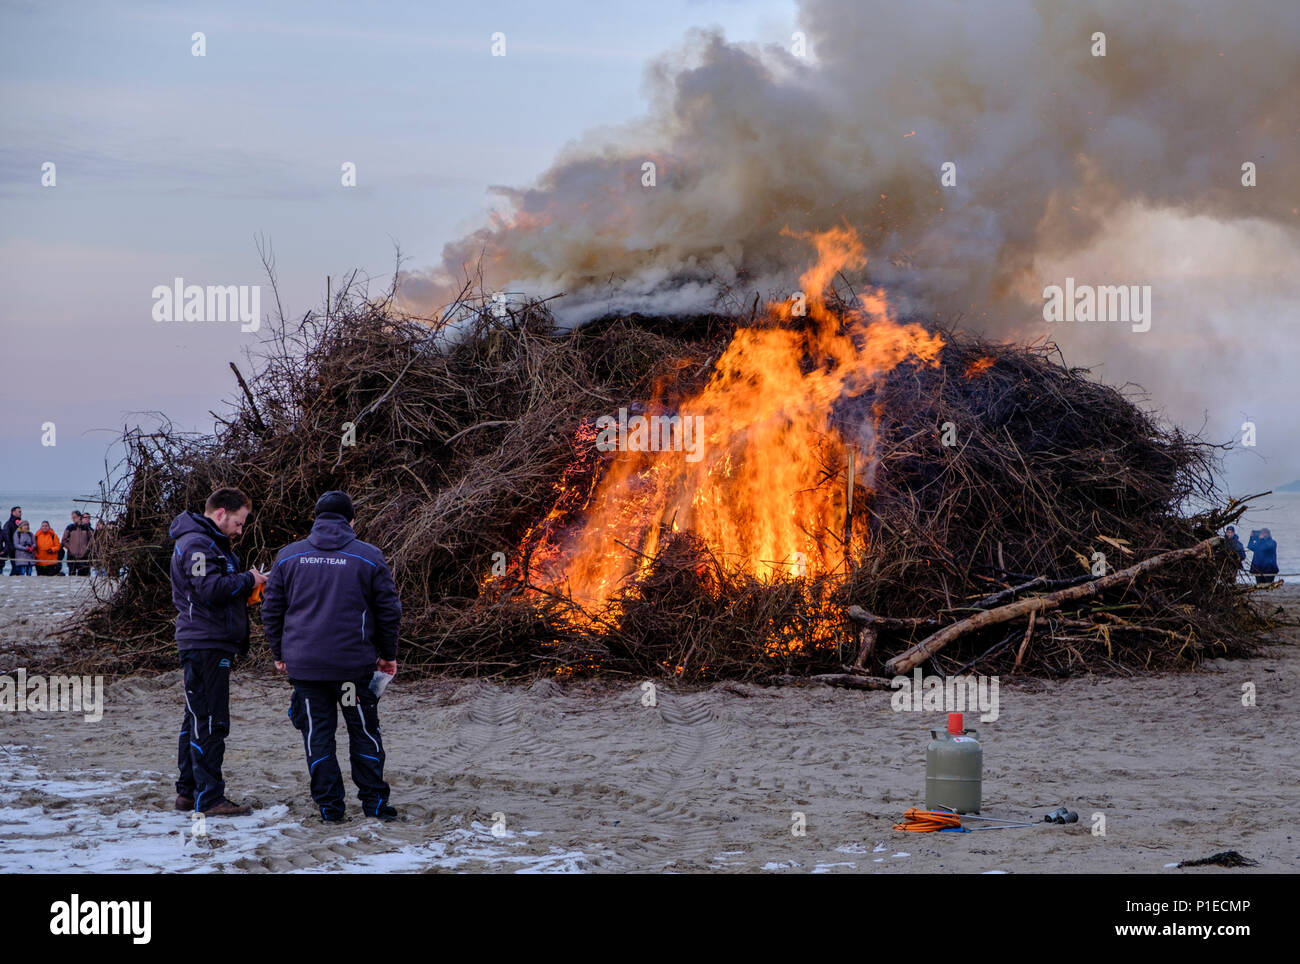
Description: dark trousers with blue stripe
xmin=176 ymin=648 xmax=232 ymax=810
xmin=288 ymin=678 xmax=389 ymax=818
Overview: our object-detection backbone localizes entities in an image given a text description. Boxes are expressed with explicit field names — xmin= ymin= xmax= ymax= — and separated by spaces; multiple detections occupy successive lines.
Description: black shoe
xmin=370 ymin=804 xmax=399 ymax=822
xmin=320 ymin=811 xmax=347 ymax=824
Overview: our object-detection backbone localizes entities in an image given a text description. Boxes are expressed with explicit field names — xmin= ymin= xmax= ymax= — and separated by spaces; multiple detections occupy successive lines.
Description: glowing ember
xmin=964 ymin=356 xmax=996 ymax=378
xmin=516 ymin=226 xmax=944 ymax=612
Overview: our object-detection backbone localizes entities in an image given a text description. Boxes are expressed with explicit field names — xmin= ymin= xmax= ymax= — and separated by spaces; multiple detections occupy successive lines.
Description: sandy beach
xmin=1 ymin=575 xmax=1297 ymax=874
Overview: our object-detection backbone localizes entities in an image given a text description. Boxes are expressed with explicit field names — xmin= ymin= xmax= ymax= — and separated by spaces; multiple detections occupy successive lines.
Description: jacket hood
xmin=169 ymin=510 xmax=227 ymax=545
xmin=308 ymin=512 xmax=356 ymax=551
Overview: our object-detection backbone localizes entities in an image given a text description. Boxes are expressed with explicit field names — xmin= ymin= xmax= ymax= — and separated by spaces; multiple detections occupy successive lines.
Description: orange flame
xmin=518 ymin=227 xmax=944 ymax=614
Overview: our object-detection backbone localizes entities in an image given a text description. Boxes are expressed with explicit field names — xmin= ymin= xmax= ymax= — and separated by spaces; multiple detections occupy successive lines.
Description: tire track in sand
xmin=593 ymin=690 xmax=732 ymax=870
xmin=422 ymin=687 xmax=570 ymax=773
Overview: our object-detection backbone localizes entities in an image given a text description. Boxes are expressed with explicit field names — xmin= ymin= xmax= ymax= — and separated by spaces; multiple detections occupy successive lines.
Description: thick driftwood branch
xmin=965 ymin=572 xmax=1095 ymax=609
xmin=883 ymin=536 xmax=1221 ymax=675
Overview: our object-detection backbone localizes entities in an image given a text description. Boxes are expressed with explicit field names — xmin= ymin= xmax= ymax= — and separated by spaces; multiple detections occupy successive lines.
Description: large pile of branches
xmin=61 ymin=276 xmax=1268 ymax=681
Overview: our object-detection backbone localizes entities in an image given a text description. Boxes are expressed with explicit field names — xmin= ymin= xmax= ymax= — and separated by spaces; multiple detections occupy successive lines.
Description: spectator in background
xmin=63 ymin=512 xmax=94 ymax=576
xmin=1224 ymin=526 xmax=1247 ymax=566
xmin=1247 ymin=528 xmax=1280 ymax=584
xmin=34 ymin=521 xmax=62 ymax=576
xmin=12 ymin=521 xmax=35 ymax=575
xmin=3 ymin=507 xmax=21 ymax=575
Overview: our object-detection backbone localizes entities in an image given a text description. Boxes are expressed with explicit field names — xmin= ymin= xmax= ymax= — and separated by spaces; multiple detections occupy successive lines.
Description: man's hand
xmin=250 ymin=567 xmax=268 ymax=587
xmin=274 ymin=660 xmax=286 ymax=672
xmin=377 ymin=658 xmax=397 ymax=677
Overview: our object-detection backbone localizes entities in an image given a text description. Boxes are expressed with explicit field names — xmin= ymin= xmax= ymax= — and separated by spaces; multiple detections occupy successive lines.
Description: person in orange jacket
xmin=34 ymin=520 xmax=63 ymax=576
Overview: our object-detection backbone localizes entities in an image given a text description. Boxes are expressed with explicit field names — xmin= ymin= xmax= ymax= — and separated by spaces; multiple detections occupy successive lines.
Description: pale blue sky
xmin=0 ymin=0 xmax=796 ymax=493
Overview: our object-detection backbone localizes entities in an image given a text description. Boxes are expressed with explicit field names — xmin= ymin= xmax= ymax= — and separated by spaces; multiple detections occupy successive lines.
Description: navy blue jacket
xmin=1247 ymin=533 xmax=1279 ymax=573
xmin=260 ymin=513 xmax=401 ymax=681
xmin=1225 ymin=533 xmax=1246 ymax=563
xmin=2 ymin=513 xmax=19 ymax=556
xmin=169 ymin=511 xmax=255 ymax=654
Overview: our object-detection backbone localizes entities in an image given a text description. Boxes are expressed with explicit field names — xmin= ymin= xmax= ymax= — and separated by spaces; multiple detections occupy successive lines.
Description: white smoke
xmin=400 ymin=0 xmax=1300 ymax=488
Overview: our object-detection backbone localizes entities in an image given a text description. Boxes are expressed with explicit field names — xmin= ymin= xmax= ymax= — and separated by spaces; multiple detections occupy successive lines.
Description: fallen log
xmin=883 ymin=536 xmax=1222 ymax=675
xmin=964 ymin=572 xmax=1096 ymax=610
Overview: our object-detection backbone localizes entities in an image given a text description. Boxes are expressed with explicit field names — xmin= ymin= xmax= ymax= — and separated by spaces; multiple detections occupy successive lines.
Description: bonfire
xmin=60 ymin=230 xmax=1267 ymax=682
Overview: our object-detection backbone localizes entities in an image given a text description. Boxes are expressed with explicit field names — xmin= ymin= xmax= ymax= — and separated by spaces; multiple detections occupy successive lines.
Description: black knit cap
xmin=314 ymin=490 xmax=355 ymax=521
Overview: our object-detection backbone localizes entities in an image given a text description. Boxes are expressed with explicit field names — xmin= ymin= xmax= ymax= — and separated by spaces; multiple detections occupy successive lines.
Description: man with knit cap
xmin=261 ymin=491 xmax=402 ymax=822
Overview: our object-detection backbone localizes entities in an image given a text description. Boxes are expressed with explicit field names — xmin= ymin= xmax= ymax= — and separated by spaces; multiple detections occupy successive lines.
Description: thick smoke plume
xmin=401 ymin=0 xmax=1300 ymax=487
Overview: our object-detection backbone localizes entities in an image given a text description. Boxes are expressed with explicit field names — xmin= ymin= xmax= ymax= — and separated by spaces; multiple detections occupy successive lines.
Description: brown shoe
xmin=200 ymin=798 xmax=252 ymax=816
xmin=175 ymin=795 xmax=195 ymax=811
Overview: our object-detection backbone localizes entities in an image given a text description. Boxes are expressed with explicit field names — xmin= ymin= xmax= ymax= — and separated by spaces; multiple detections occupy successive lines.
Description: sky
xmin=1 ymin=0 xmax=1296 ymax=499
xmin=0 ymin=0 xmax=796 ymax=495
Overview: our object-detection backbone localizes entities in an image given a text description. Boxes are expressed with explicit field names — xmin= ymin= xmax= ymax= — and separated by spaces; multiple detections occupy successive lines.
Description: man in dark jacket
xmin=169 ymin=487 xmax=267 ymax=815
xmin=1247 ymin=528 xmax=1280 ymax=584
xmin=261 ymin=491 xmax=401 ymax=822
xmin=3 ymin=507 xmax=20 ymax=575
xmin=1224 ymin=526 xmax=1247 ymax=565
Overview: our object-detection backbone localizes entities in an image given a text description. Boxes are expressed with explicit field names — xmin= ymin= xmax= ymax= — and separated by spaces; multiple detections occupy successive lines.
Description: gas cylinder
xmin=925 ymin=712 xmax=982 ymax=814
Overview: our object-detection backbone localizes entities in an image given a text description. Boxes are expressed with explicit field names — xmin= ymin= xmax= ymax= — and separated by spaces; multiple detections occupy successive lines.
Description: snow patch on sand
xmin=0 ymin=746 xmax=592 ymax=873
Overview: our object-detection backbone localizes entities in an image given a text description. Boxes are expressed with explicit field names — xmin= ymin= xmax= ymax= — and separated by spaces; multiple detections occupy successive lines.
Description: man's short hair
xmin=205 ymin=487 xmax=252 ymax=515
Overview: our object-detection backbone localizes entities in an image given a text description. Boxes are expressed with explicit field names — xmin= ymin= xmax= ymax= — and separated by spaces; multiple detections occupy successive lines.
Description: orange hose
xmin=892 ymin=808 xmax=963 ymax=832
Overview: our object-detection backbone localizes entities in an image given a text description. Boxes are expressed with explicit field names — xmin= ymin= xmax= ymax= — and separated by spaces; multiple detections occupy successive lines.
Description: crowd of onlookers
xmin=0 ymin=504 xmax=1286 ymax=584
xmin=1223 ymin=525 xmax=1281 ymax=584
xmin=1 ymin=506 xmax=101 ymax=576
